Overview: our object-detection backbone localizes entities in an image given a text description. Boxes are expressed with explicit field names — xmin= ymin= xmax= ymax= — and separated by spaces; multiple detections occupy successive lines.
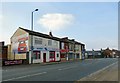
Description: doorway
xmin=43 ymin=53 xmax=46 ymax=62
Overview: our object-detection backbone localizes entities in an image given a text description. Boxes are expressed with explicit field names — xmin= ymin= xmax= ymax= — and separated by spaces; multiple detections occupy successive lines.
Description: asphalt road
xmin=2 ymin=58 xmax=118 ymax=81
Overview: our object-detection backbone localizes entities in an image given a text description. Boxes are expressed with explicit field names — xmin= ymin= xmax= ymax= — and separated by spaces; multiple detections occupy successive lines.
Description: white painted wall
xmin=32 ymin=36 xmax=60 ymax=63
xmin=46 ymin=51 xmax=49 ymax=62
xmin=55 ymin=52 xmax=60 ymax=61
xmin=33 ymin=36 xmax=59 ymax=49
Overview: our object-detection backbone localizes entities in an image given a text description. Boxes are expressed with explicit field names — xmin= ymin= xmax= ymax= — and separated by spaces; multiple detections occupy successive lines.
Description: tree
xmin=103 ymin=47 xmax=112 ymax=58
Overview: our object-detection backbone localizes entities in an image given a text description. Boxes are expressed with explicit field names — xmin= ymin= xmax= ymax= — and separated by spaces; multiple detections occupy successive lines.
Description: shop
xmin=76 ymin=53 xmax=80 ymax=59
xmin=60 ymin=49 xmax=69 ymax=61
xmin=10 ymin=27 xmax=85 ymax=64
xmin=31 ymin=36 xmax=60 ymax=63
xmin=10 ymin=27 xmax=61 ymax=64
xmin=68 ymin=52 xmax=75 ymax=60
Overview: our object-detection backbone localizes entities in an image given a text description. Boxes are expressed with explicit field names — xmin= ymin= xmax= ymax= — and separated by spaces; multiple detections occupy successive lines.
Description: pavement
xmin=1 ymin=58 xmax=118 ymax=82
xmin=78 ymin=61 xmax=118 ymax=81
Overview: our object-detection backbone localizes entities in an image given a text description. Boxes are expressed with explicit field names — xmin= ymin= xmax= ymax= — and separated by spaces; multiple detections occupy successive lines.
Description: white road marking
xmin=3 ymin=72 xmax=47 ymax=81
xmin=58 ymin=66 xmax=77 ymax=71
xmin=78 ymin=61 xmax=118 ymax=81
xmin=88 ymin=61 xmax=118 ymax=77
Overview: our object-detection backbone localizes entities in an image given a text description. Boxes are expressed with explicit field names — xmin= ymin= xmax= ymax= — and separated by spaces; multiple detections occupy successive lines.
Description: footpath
xmin=78 ymin=62 xmax=118 ymax=81
xmin=2 ymin=59 xmax=82 ymax=70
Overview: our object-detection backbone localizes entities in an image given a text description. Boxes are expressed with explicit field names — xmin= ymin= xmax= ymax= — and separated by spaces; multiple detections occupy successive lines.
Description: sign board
xmin=11 ymin=33 xmax=29 ymax=54
xmin=3 ymin=60 xmax=22 ymax=66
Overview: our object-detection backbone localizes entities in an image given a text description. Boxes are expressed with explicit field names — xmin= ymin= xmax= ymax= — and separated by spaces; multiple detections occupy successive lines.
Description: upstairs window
xmin=48 ymin=40 xmax=52 ymax=46
xmin=54 ymin=40 xmax=58 ymax=46
xmin=34 ymin=38 xmax=42 ymax=45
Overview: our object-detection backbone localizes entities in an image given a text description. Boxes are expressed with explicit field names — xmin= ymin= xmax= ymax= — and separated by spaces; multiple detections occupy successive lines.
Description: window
xmin=33 ymin=51 xmax=41 ymax=59
xmin=49 ymin=51 xmax=55 ymax=58
xmin=57 ymin=54 xmax=59 ymax=57
xmin=75 ymin=45 xmax=79 ymax=51
xmin=61 ymin=42 xmax=64 ymax=49
xmin=54 ymin=41 xmax=58 ymax=46
xmin=48 ymin=40 xmax=52 ymax=46
xmin=76 ymin=54 xmax=79 ymax=58
xmin=34 ymin=38 xmax=42 ymax=45
xmin=69 ymin=44 xmax=73 ymax=51
xmin=61 ymin=54 xmax=65 ymax=58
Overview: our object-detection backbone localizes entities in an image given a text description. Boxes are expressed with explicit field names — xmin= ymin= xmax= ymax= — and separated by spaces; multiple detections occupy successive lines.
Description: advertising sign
xmin=4 ymin=60 xmax=22 ymax=66
xmin=12 ymin=33 xmax=29 ymax=54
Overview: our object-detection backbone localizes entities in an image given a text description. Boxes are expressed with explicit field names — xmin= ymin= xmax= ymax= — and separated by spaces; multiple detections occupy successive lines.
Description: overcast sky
xmin=0 ymin=2 xmax=118 ymax=50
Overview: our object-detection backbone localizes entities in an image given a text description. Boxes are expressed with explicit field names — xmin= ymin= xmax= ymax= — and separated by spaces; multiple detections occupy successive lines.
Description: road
xmin=79 ymin=60 xmax=118 ymax=81
xmin=2 ymin=58 xmax=118 ymax=82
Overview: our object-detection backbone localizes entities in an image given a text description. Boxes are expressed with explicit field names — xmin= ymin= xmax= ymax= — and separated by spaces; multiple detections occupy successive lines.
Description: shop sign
xmin=60 ymin=49 xmax=69 ymax=52
xmin=47 ymin=48 xmax=59 ymax=51
xmin=34 ymin=48 xmax=43 ymax=50
xmin=69 ymin=51 xmax=74 ymax=53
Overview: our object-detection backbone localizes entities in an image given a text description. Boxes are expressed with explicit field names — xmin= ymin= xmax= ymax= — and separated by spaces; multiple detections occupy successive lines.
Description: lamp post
xmin=31 ymin=9 xmax=38 ymax=31
xmin=30 ymin=9 xmax=38 ymax=64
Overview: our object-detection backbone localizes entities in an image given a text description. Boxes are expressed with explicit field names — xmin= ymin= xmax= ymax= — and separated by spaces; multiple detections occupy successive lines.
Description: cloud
xmin=0 ymin=15 xmax=2 ymax=19
xmin=37 ymin=13 xmax=74 ymax=31
xmin=0 ymin=14 xmax=2 ymax=22
xmin=0 ymin=14 xmax=3 ymax=25
xmin=0 ymin=14 xmax=2 ymax=28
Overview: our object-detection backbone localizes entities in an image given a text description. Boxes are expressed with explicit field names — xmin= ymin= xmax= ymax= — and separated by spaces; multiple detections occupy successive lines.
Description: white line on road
xmin=3 ymin=72 xmax=47 ymax=81
xmin=78 ymin=61 xmax=118 ymax=81
xmin=58 ymin=66 xmax=77 ymax=71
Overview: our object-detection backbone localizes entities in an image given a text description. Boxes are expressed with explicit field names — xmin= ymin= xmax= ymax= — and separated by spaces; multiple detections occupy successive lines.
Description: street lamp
xmin=31 ymin=9 xmax=38 ymax=30
xmin=30 ymin=9 xmax=38 ymax=64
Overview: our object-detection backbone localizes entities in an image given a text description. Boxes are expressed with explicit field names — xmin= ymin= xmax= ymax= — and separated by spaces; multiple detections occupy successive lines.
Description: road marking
xmin=58 ymin=66 xmax=77 ymax=71
xmin=3 ymin=72 xmax=47 ymax=81
xmin=78 ymin=61 xmax=118 ymax=81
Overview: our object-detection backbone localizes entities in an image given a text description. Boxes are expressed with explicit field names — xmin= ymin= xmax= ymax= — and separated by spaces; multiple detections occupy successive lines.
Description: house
xmin=74 ymin=41 xmax=82 ymax=59
xmin=10 ymin=27 xmax=61 ymax=64
xmin=0 ymin=41 xmax=8 ymax=61
xmin=60 ymin=37 xmax=69 ymax=61
xmin=67 ymin=39 xmax=75 ymax=60
xmin=85 ymin=50 xmax=103 ymax=59
xmin=112 ymin=49 xmax=118 ymax=58
xmin=60 ymin=37 xmax=85 ymax=61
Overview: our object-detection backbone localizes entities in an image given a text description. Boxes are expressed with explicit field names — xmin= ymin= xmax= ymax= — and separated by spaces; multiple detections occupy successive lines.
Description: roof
xmin=19 ymin=27 xmax=61 ymax=41
xmin=60 ymin=38 xmax=85 ymax=45
xmin=19 ymin=27 xmax=85 ymax=45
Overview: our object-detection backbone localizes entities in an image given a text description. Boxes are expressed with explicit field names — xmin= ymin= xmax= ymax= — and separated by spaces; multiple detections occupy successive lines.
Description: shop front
xmin=32 ymin=47 xmax=46 ymax=63
xmin=68 ymin=51 xmax=75 ymax=60
xmin=60 ymin=49 xmax=69 ymax=61
xmin=33 ymin=51 xmax=41 ymax=63
xmin=49 ymin=51 xmax=55 ymax=62
xmin=47 ymin=48 xmax=60 ymax=62
xmin=32 ymin=47 xmax=60 ymax=63
xmin=75 ymin=53 xmax=80 ymax=59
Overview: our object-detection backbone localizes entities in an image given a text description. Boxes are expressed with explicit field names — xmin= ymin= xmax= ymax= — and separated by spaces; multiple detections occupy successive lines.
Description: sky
xmin=0 ymin=2 xmax=118 ymax=50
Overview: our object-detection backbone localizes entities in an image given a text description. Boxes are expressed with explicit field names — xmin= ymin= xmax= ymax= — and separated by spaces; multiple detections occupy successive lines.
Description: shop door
xmin=43 ymin=53 xmax=46 ymax=62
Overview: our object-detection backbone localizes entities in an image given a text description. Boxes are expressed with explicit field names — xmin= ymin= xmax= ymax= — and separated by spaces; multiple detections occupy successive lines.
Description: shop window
xmin=49 ymin=51 xmax=55 ymax=58
xmin=61 ymin=54 xmax=65 ymax=58
xmin=76 ymin=54 xmax=79 ymax=58
xmin=33 ymin=51 xmax=41 ymax=59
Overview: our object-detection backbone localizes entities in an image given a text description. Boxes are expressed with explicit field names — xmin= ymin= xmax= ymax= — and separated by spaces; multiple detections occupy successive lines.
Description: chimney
xmin=71 ymin=39 xmax=75 ymax=41
xmin=49 ymin=31 xmax=53 ymax=37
